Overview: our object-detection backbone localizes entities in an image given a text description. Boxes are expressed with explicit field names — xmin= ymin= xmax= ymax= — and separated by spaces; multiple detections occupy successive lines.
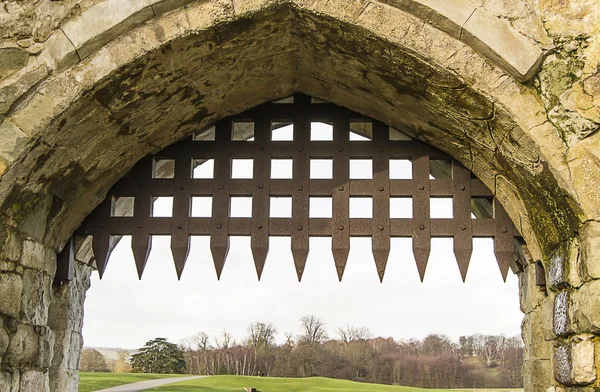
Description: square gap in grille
xmin=390 ymin=159 xmax=412 ymax=179
xmin=191 ymin=196 xmax=212 ymax=217
xmin=270 ymin=197 xmax=292 ymax=218
xmin=271 ymin=159 xmax=293 ymax=179
xmin=390 ymin=197 xmax=412 ymax=218
xmin=272 ymin=96 xmax=294 ymax=104
xmin=232 ymin=121 xmax=254 ymax=141
xmin=111 ymin=196 xmax=134 ymax=217
xmin=389 ymin=127 xmax=411 ymax=141
xmin=471 ymin=197 xmax=494 ymax=219
xmin=309 ymin=197 xmax=332 ymax=218
xmin=193 ymin=125 xmax=215 ymax=141
xmin=430 ymin=197 xmax=453 ymax=218
xmin=272 ymin=122 xmax=294 ymax=141
xmin=192 ymin=158 xmax=214 ymax=179
xmin=349 ymin=122 xmax=372 ymax=141
xmin=153 ymin=158 xmax=174 ymax=179
xmin=231 ymin=159 xmax=253 ymax=179
xmin=311 ymin=122 xmax=333 ymax=141
xmin=310 ymin=159 xmax=333 ymax=179
xmin=349 ymin=159 xmax=373 ymax=179
xmin=430 ymin=159 xmax=452 ymax=179
xmin=230 ymin=197 xmax=252 ymax=218
xmin=152 ymin=196 xmax=173 ymax=217
xmin=349 ymin=197 xmax=372 ymax=218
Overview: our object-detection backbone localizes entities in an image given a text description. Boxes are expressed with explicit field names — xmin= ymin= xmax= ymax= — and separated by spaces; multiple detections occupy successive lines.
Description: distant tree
xmin=298 ymin=315 xmax=328 ymax=344
xmin=80 ymin=349 xmax=109 ymax=372
xmin=114 ymin=349 xmax=132 ymax=373
xmin=131 ymin=338 xmax=186 ymax=374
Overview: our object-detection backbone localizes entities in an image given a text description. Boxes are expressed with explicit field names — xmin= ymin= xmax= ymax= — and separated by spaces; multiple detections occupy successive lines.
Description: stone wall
xmin=0 ymin=0 xmax=599 ymax=391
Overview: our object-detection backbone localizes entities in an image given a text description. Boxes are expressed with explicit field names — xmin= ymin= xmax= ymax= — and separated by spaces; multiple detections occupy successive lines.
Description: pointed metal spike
xmin=171 ymin=236 xmax=190 ymax=280
xmin=92 ymin=234 xmax=116 ymax=279
xmin=453 ymin=243 xmax=473 ymax=282
xmin=251 ymin=245 xmax=269 ymax=281
xmin=292 ymin=247 xmax=309 ymax=282
xmin=495 ymin=247 xmax=512 ymax=282
xmin=373 ymin=247 xmax=390 ymax=283
xmin=413 ymin=246 xmax=430 ymax=282
xmin=333 ymin=247 xmax=349 ymax=282
xmin=210 ymin=240 xmax=230 ymax=280
xmin=132 ymin=235 xmax=152 ymax=280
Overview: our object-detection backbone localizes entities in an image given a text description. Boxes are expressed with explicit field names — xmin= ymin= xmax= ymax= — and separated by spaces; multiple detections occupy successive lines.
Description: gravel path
xmin=94 ymin=376 xmax=208 ymax=392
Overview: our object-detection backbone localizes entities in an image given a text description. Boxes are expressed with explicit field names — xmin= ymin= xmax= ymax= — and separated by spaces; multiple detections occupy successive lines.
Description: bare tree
xmin=298 ymin=315 xmax=328 ymax=344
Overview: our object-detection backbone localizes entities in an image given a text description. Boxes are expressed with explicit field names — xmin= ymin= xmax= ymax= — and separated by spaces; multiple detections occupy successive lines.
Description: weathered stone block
xmin=0 ymin=273 xmax=23 ymax=318
xmin=554 ymin=337 xmax=597 ymax=386
xmin=554 ymin=291 xmax=571 ymax=337
xmin=20 ymin=370 xmax=48 ymax=392
xmin=21 ymin=269 xmax=52 ymax=325
xmin=5 ymin=323 xmax=39 ymax=366
xmin=0 ymin=318 xmax=9 ymax=365
xmin=569 ymin=280 xmax=600 ymax=333
xmin=21 ymin=240 xmax=48 ymax=272
xmin=1 ymin=227 xmax=21 ymax=262
xmin=581 ymin=221 xmax=600 ymax=280
xmin=36 ymin=325 xmax=54 ymax=369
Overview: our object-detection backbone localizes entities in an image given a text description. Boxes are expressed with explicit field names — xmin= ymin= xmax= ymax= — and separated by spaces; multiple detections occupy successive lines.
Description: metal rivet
xmin=379 ymin=148 xmax=384 ymax=153
xmin=339 ymin=186 xmax=344 ymax=191
xmin=180 ymin=186 xmax=185 ymax=190
xmin=418 ymin=185 xmax=425 ymax=190
xmin=298 ymin=148 xmax=303 ymax=153
xmin=258 ymin=184 xmax=264 ymax=189
xmin=218 ymin=184 xmax=224 ymax=190
xmin=338 ymin=225 xmax=344 ymax=230
xmin=379 ymin=226 xmax=384 ymax=231
xmin=379 ymin=186 xmax=384 ymax=192
xmin=260 ymin=146 xmax=265 ymax=151
xmin=177 ymin=224 xmax=183 ymax=230
xmin=298 ymin=225 xmax=303 ymax=231
xmin=217 ymin=223 xmax=222 ymax=229
xmin=419 ymin=224 xmax=425 ymax=230
xmin=258 ymin=225 xmax=263 ymax=229
xmin=298 ymin=186 xmax=303 ymax=191
xmin=460 ymin=185 xmax=466 ymax=191
xmin=138 ymin=224 xmax=144 ymax=229
xmin=502 ymin=227 xmax=508 ymax=233
xmin=460 ymin=224 xmax=467 ymax=231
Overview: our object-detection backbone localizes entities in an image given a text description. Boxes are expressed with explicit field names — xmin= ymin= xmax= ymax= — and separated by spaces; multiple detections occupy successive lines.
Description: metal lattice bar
xmin=71 ymin=94 xmax=520 ymax=282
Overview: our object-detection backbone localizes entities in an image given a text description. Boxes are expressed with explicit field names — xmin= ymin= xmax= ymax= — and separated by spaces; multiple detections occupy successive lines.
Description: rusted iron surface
xmin=73 ymin=94 xmax=520 ymax=281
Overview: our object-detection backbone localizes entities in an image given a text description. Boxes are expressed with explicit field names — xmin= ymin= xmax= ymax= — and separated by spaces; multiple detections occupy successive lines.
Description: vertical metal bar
xmin=251 ymin=118 xmax=271 ymax=280
xmin=332 ymin=115 xmax=350 ymax=281
xmin=536 ymin=261 xmax=547 ymax=287
xmin=291 ymin=95 xmax=311 ymax=281
xmin=494 ymin=198 xmax=514 ymax=281
xmin=171 ymin=152 xmax=192 ymax=280
xmin=452 ymin=161 xmax=473 ymax=282
xmin=412 ymin=152 xmax=431 ymax=281
xmin=371 ymin=121 xmax=390 ymax=282
xmin=88 ymin=199 xmax=115 ymax=278
xmin=131 ymin=156 xmax=153 ymax=279
xmin=55 ymin=237 xmax=75 ymax=283
xmin=210 ymin=119 xmax=232 ymax=279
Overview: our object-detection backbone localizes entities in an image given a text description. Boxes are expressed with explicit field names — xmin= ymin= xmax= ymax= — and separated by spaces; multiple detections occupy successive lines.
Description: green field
xmin=78 ymin=372 xmax=187 ymax=392
xmin=79 ymin=373 xmax=523 ymax=392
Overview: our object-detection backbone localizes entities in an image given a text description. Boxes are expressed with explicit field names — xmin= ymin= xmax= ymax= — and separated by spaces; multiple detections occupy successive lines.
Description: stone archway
xmin=0 ymin=1 xmax=598 ymax=391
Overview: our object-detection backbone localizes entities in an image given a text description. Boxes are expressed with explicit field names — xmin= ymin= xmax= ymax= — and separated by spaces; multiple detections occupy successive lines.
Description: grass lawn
xmin=149 ymin=375 xmax=511 ymax=392
xmin=78 ymin=372 xmax=187 ymax=392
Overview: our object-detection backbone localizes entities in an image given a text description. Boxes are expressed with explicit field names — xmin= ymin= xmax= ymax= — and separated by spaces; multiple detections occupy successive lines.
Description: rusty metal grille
xmin=63 ymin=94 xmax=519 ymax=283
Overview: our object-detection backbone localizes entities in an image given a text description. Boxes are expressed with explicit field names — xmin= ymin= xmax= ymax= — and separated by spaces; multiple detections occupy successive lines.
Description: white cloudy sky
xmin=82 ymin=124 xmax=523 ymax=349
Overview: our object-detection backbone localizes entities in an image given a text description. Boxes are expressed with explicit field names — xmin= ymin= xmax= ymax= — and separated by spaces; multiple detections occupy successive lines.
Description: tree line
xmin=178 ymin=315 xmax=523 ymax=388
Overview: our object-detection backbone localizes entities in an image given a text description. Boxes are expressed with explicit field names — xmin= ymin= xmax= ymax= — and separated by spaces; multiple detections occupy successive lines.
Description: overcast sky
xmin=82 ymin=124 xmax=523 ymax=350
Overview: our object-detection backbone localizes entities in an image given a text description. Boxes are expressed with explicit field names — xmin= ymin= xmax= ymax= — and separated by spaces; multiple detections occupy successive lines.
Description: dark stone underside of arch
xmin=0 ymin=3 xmax=579 ymax=262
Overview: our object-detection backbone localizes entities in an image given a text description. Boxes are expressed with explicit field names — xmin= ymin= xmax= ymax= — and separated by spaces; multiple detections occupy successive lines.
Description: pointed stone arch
xmin=0 ymin=1 xmax=595 ymax=391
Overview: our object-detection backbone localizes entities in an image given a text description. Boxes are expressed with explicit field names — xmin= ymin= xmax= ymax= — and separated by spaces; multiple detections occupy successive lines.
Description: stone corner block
xmin=461 ymin=7 xmax=543 ymax=82
xmin=554 ymin=337 xmax=597 ymax=386
xmin=581 ymin=221 xmax=600 ymax=280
